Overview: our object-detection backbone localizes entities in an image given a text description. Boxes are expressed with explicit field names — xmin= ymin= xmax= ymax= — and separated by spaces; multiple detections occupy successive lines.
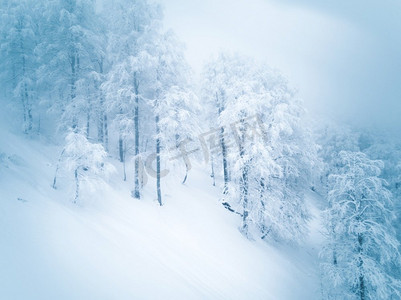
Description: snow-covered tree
xmin=35 ymin=0 xmax=102 ymax=132
xmin=101 ymin=0 xmax=161 ymax=197
xmin=54 ymin=131 xmax=114 ymax=203
xmin=151 ymin=31 xmax=201 ymax=195
xmin=0 ymin=0 xmax=39 ymax=133
xmin=202 ymin=53 xmax=235 ymax=194
xmin=202 ymin=53 xmax=316 ymax=241
xmin=315 ymin=122 xmax=360 ymax=193
xmin=157 ymin=85 xmax=201 ymax=183
xmin=362 ymin=134 xmax=401 ymax=261
xmin=363 ymin=136 xmax=401 ymax=196
xmin=321 ymin=150 xmax=401 ymax=300
xmin=147 ymin=31 xmax=193 ymax=205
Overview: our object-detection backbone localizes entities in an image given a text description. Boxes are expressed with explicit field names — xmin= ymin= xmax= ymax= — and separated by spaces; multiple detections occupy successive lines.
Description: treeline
xmin=1 ymin=1 xmax=400 ymax=298
xmin=0 ymin=0 xmax=197 ymax=205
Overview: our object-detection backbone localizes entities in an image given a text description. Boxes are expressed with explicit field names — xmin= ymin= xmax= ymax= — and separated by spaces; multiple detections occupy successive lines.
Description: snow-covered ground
xmin=0 ymin=124 xmax=324 ymax=300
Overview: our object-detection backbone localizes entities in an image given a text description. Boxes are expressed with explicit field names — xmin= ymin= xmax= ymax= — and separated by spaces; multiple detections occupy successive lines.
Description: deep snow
xmin=0 ymin=123 xmax=324 ymax=300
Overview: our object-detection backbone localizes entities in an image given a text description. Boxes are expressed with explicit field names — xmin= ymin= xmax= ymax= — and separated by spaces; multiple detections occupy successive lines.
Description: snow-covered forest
xmin=0 ymin=0 xmax=400 ymax=299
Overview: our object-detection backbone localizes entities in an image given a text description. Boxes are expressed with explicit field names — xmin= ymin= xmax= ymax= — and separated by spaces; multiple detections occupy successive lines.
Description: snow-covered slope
xmin=0 ymin=126 xmax=324 ymax=300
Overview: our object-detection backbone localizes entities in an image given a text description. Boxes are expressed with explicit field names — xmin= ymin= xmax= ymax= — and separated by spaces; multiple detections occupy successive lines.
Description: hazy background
xmin=158 ymin=0 xmax=401 ymax=132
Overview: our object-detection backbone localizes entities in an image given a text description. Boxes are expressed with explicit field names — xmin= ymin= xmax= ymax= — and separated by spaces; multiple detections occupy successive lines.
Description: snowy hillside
xmin=0 ymin=125 xmax=323 ymax=300
xmin=2 ymin=0 xmax=400 ymax=299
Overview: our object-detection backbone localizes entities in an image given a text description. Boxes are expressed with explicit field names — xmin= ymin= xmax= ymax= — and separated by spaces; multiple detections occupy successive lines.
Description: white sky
xmin=158 ymin=0 xmax=401 ymax=132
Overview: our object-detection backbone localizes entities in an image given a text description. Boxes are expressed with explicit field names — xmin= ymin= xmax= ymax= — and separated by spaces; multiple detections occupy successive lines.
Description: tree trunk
xmin=104 ymin=114 xmax=109 ymax=151
xmin=238 ymin=120 xmax=249 ymax=235
xmin=70 ymin=53 xmax=78 ymax=131
xmin=19 ymin=31 xmax=32 ymax=134
xmin=216 ymin=92 xmax=229 ymax=193
xmin=332 ymin=226 xmax=338 ymax=265
xmin=98 ymin=106 xmax=104 ymax=143
xmin=133 ymin=73 xmax=140 ymax=198
xmin=119 ymin=134 xmax=124 ymax=163
xmin=74 ymin=167 xmax=79 ymax=204
xmin=156 ymin=114 xmax=162 ymax=206
xmin=20 ymin=89 xmax=27 ymax=133
xmin=357 ymin=233 xmax=365 ymax=300
xmin=182 ymin=163 xmax=189 ymax=184
xmin=211 ymin=154 xmax=216 ymax=186
xmin=86 ymin=109 xmax=90 ymax=138
xmin=26 ymin=96 xmax=32 ymax=132
xmin=259 ymin=178 xmax=268 ymax=238
xmin=97 ymin=59 xmax=107 ymax=151
xmin=11 ymin=60 xmax=16 ymax=91
xmin=52 ymin=149 xmax=65 ymax=189
xmin=23 ymin=80 xmax=32 ymax=132
xmin=97 ymin=60 xmax=104 ymax=143
xmin=241 ymin=162 xmax=249 ymax=233
xmin=220 ymin=126 xmax=229 ymax=193
xmin=123 ymin=141 xmax=126 ymax=182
